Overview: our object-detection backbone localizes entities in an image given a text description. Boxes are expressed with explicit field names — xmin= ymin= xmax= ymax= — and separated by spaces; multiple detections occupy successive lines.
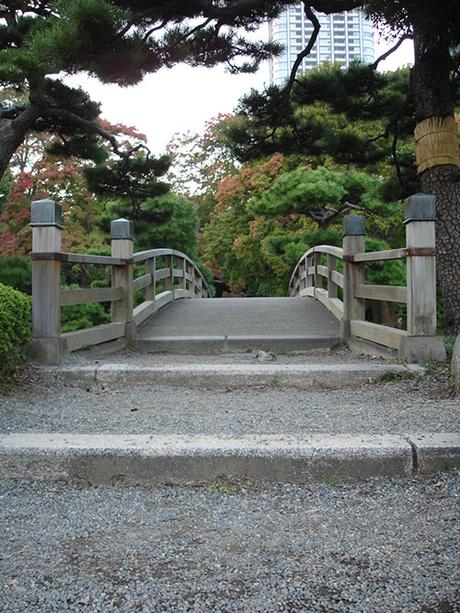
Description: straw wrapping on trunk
xmin=414 ymin=116 xmax=460 ymax=174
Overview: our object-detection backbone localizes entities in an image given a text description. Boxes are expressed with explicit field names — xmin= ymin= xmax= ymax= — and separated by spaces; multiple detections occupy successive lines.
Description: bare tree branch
xmin=371 ymin=34 xmax=412 ymax=70
xmin=284 ymin=4 xmax=321 ymax=102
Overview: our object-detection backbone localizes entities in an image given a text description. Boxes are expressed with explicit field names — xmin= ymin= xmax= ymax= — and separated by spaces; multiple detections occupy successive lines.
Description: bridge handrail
xmin=288 ymin=244 xmax=343 ymax=292
xmin=287 ymin=194 xmax=446 ymax=362
xmin=29 ymin=200 xmax=210 ymax=363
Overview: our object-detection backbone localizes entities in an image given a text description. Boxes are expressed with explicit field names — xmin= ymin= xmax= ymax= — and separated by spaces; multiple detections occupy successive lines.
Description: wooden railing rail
xmin=29 ymin=200 xmax=210 ymax=364
xmin=288 ymin=193 xmax=446 ymax=363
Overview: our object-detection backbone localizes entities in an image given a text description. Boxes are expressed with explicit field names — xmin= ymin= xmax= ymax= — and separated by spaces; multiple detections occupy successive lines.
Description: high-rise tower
xmin=269 ymin=5 xmax=374 ymax=86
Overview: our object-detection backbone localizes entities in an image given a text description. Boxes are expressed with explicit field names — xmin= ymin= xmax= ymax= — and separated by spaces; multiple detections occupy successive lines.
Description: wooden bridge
xmin=28 ymin=194 xmax=446 ymax=364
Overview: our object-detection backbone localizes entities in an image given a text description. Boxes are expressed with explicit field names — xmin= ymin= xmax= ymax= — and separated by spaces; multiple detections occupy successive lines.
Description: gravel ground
xmin=0 ymin=472 xmax=459 ymax=612
xmin=0 ymin=354 xmax=458 ymax=434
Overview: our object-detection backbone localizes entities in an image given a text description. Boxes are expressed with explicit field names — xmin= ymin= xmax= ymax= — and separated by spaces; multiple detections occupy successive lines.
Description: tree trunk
xmin=420 ymin=165 xmax=460 ymax=334
xmin=410 ymin=25 xmax=460 ymax=335
xmin=0 ymin=107 xmax=38 ymax=181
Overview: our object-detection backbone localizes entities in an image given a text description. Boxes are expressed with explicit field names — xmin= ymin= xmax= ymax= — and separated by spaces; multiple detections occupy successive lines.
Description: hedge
xmin=0 ymin=283 xmax=31 ymax=379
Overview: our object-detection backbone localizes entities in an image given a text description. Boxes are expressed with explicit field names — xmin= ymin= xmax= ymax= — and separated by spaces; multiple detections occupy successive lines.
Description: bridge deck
xmin=137 ymin=297 xmax=339 ymax=353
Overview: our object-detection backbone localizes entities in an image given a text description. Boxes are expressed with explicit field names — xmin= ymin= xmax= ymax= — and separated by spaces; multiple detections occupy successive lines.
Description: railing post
xmin=341 ymin=215 xmax=366 ymax=340
xmin=145 ymin=256 xmax=156 ymax=302
xmin=165 ymin=254 xmax=174 ymax=297
xmin=182 ymin=257 xmax=187 ymax=291
xmin=306 ymin=253 xmax=313 ymax=290
xmin=400 ymin=193 xmax=446 ymax=362
xmin=314 ymin=251 xmax=322 ymax=290
xmin=328 ymin=254 xmax=338 ymax=299
xmin=189 ymin=264 xmax=197 ymax=298
xmin=29 ymin=199 xmax=68 ymax=364
xmin=111 ymin=218 xmax=135 ymax=344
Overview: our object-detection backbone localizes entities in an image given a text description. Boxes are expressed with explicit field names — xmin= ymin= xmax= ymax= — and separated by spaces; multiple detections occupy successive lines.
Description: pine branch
xmin=284 ymin=4 xmax=321 ymax=102
xmin=371 ymin=34 xmax=412 ymax=70
xmin=44 ymin=108 xmax=150 ymax=160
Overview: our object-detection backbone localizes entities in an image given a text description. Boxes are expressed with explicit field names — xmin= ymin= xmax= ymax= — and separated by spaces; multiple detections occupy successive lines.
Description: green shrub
xmin=61 ymin=303 xmax=110 ymax=333
xmin=0 ymin=283 xmax=31 ymax=378
xmin=0 ymin=256 xmax=32 ymax=294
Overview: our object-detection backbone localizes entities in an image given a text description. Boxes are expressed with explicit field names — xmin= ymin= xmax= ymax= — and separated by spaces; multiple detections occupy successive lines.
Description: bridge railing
xmin=29 ymin=199 xmax=210 ymax=363
xmin=288 ymin=193 xmax=446 ymax=363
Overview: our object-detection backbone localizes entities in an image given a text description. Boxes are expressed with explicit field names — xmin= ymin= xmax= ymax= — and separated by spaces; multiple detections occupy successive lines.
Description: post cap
xmin=111 ymin=218 xmax=134 ymax=241
xmin=342 ymin=214 xmax=365 ymax=237
xmin=404 ymin=193 xmax=436 ymax=224
xmin=30 ymin=199 xmax=63 ymax=229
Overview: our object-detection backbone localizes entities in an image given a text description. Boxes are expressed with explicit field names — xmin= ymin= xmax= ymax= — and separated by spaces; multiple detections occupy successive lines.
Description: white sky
xmin=66 ymin=29 xmax=414 ymax=155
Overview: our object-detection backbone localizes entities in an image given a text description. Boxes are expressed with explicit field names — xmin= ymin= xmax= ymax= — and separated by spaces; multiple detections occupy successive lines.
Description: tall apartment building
xmin=269 ymin=4 xmax=374 ymax=86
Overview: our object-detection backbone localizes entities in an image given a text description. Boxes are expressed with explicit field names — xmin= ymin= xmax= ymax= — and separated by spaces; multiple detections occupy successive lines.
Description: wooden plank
xmin=353 ymin=248 xmax=406 ymax=262
xmin=173 ymin=268 xmax=184 ymax=279
xmin=331 ymin=270 xmax=343 ymax=288
xmin=61 ymin=287 xmax=122 ymax=306
xmin=299 ymin=287 xmax=315 ymax=298
xmin=314 ymin=288 xmax=343 ymax=321
xmin=62 ymin=322 xmax=125 ymax=352
xmin=133 ymin=248 xmax=173 ymax=263
xmin=133 ymin=301 xmax=156 ymax=327
xmin=174 ymin=288 xmax=192 ymax=300
xmin=133 ymin=273 xmax=152 ymax=291
xmin=313 ymin=245 xmax=343 ymax=258
xmin=317 ymin=265 xmax=328 ymax=278
xmin=355 ymin=284 xmax=407 ymax=303
xmin=307 ymin=266 xmax=316 ymax=276
xmin=155 ymin=268 xmax=170 ymax=281
xmin=133 ymin=291 xmax=174 ymax=326
xmin=350 ymin=320 xmax=406 ymax=350
xmin=153 ymin=290 xmax=174 ymax=311
xmin=64 ymin=253 xmax=126 ymax=266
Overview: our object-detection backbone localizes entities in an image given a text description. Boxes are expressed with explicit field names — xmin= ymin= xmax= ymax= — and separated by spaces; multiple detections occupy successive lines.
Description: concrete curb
xmin=0 ymin=432 xmax=458 ymax=485
xmin=45 ymin=362 xmax=423 ymax=389
xmin=407 ymin=433 xmax=460 ymax=474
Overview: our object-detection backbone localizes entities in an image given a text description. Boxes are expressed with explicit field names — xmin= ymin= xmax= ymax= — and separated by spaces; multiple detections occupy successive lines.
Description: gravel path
xmin=1 ymin=472 xmax=458 ymax=611
xmin=0 ymin=356 xmax=458 ymax=435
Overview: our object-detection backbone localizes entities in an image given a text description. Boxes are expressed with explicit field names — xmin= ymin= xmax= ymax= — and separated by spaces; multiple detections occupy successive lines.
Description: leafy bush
xmin=61 ymin=303 xmax=110 ymax=333
xmin=0 ymin=256 xmax=32 ymax=294
xmin=0 ymin=283 xmax=31 ymax=378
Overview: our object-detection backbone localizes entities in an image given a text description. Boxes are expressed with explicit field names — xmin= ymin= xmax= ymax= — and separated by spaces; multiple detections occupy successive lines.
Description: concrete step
xmin=52 ymin=362 xmax=422 ymax=389
xmin=136 ymin=334 xmax=339 ymax=354
xmin=1 ymin=432 xmax=458 ymax=485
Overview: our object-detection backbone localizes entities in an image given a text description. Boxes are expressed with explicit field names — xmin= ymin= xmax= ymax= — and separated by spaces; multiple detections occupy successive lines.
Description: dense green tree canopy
xmin=221 ymin=64 xmax=418 ymax=201
xmin=0 ymin=0 xmax=289 ymax=179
